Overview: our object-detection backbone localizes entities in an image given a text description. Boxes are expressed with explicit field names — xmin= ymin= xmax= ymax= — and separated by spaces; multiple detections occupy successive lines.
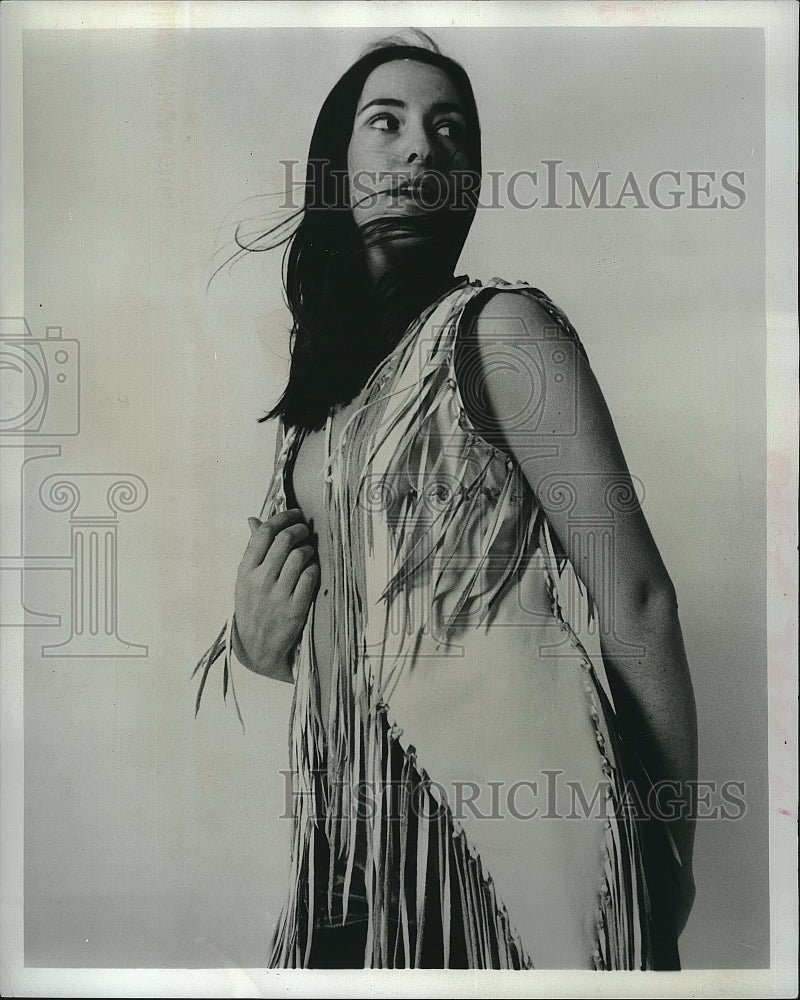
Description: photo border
xmin=1 ymin=1 xmax=796 ymax=996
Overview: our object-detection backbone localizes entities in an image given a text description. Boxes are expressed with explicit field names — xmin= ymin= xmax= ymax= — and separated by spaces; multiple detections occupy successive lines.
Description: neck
xmin=357 ymin=215 xmax=463 ymax=330
xmin=362 ymin=235 xmax=453 ymax=289
xmin=358 ymin=217 xmax=458 ymax=284
xmin=371 ymin=245 xmax=453 ymax=348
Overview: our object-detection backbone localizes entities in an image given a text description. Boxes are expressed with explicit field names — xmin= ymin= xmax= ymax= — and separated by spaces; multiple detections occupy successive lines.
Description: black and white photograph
xmin=0 ymin=1 xmax=797 ymax=996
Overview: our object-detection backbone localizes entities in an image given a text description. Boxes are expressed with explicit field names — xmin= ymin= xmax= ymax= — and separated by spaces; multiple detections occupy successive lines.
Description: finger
xmin=248 ymin=517 xmax=261 ymax=535
xmin=277 ymin=544 xmax=316 ymax=593
xmin=262 ymin=522 xmax=312 ymax=580
xmin=291 ymin=561 xmax=320 ymax=609
xmin=241 ymin=508 xmax=303 ymax=569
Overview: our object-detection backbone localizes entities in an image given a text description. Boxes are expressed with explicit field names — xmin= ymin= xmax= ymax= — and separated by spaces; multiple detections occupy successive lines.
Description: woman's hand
xmin=233 ymin=508 xmax=319 ymax=681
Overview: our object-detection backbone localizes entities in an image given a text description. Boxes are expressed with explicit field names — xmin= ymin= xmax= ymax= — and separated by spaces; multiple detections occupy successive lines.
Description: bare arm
xmin=458 ymin=290 xmax=698 ymax=932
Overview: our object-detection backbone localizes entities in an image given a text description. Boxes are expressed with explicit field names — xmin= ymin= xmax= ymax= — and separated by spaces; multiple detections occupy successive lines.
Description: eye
xmin=368 ymin=113 xmax=400 ymax=132
xmin=435 ymin=120 xmax=465 ymax=141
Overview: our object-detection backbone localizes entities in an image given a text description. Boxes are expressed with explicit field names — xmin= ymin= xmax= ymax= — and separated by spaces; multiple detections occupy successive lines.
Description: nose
xmin=407 ymin=147 xmax=435 ymax=167
xmin=404 ymin=124 xmax=435 ymax=168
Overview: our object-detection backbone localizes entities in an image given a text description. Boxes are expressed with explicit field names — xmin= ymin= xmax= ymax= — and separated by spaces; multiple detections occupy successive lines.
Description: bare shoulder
xmin=472 ymin=288 xmax=555 ymax=332
xmin=455 ymin=286 xmax=589 ymax=443
xmin=466 ymin=287 xmax=584 ymax=368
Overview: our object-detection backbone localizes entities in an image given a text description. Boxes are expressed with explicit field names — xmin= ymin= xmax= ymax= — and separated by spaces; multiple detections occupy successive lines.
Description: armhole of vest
xmin=447 ymin=284 xmax=524 ymax=464
xmin=275 ymin=417 xmax=286 ymax=471
xmin=447 ymin=282 xmax=590 ymax=454
xmin=257 ymin=417 xmax=291 ymax=519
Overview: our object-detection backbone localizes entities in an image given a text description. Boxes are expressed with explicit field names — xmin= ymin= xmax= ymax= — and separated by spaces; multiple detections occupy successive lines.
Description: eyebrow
xmin=356 ymin=98 xmax=466 ymax=117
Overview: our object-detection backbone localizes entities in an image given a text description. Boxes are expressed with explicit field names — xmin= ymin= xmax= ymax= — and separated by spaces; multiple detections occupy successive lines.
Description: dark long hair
xmin=258 ymin=35 xmax=482 ymax=431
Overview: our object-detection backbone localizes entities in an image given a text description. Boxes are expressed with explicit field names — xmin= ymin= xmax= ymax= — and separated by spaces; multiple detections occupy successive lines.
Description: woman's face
xmin=346 ymin=59 xmax=472 ymax=226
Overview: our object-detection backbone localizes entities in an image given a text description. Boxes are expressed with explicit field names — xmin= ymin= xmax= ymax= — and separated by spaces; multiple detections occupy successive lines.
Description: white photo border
xmin=1 ymin=2 xmax=796 ymax=997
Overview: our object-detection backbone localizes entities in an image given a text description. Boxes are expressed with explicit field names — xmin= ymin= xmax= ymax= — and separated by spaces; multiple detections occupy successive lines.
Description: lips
xmin=393 ymin=174 xmax=448 ymax=202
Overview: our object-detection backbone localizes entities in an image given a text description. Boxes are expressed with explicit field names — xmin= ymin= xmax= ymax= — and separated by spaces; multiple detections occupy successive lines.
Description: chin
xmin=356 ymin=205 xmax=438 ymax=226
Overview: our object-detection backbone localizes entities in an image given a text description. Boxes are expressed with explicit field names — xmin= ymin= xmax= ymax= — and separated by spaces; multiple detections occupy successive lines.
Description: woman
xmin=195 ymin=32 xmax=698 ymax=971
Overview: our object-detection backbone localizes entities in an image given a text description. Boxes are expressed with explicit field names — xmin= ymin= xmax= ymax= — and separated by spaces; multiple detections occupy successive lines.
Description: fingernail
xmin=248 ymin=517 xmax=260 ymax=533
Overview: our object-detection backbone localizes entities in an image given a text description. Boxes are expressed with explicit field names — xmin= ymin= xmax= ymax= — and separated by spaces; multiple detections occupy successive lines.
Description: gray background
xmin=21 ymin=26 xmax=767 ymax=968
